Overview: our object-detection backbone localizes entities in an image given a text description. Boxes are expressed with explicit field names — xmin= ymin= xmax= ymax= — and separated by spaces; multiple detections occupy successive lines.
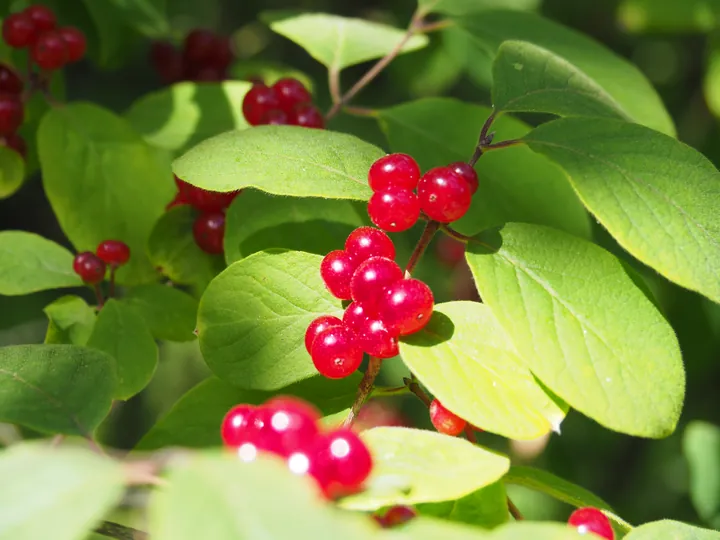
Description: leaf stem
xmin=508 ymin=497 xmax=525 ymax=521
xmin=328 ymin=67 xmax=341 ymax=105
xmin=439 ymin=224 xmax=472 ymax=243
xmin=94 ymin=521 xmax=148 ymax=540
xmin=403 ymin=377 xmax=432 ymax=407
xmin=415 ymin=19 xmax=453 ymax=33
xmin=370 ymin=385 xmax=410 ymax=398
xmin=94 ymin=283 xmax=105 ymax=309
xmin=343 ymin=356 xmax=383 ymax=427
xmin=405 ymin=220 xmax=439 ymax=277
xmin=109 ymin=266 xmax=117 ymax=299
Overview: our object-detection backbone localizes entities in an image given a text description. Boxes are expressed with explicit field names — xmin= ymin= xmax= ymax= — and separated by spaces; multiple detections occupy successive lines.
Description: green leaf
xmin=492 ymin=41 xmax=629 ymax=120
xmin=44 ymin=295 xmax=96 ymax=345
xmin=38 ymin=103 xmax=174 ymax=285
xmin=0 ymin=231 xmax=82 ymax=295
xmin=683 ymin=422 xmax=720 ymax=528
xmin=198 ymin=251 xmax=342 ymax=390
xmin=705 ymin=33 xmax=720 ymax=118
xmin=466 ymin=223 xmax=685 ymax=438
xmin=88 ymin=299 xmax=158 ymax=400
xmin=618 ymin=0 xmax=720 ymax=33
xmin=122 ymin=284 xmax=198 ymax=342
xmin=224 ymin=191 xmax=367 ymax=264
xmin=417 ymin=481 xmax=509 ymax=529
xmin=173 ymin=125 xmax=382 ymax=200
xmin=626 ymin=520 xmax=720 ymax=540
xmin=377 ymin=98 xmax=590 ymax=238
xmin=0 ymin=444 xmax=124 ymax=540
xmin=399 ymin=520 xmax=589 ymax=540
xmin=400 ymin=302 xmax=566 ymax=440
xmin=524 ymin=117 xmax=720 ymax=304
xmin=418 ymin=0 xmax=539 ymax=16
xmin=107 ymin=0 xmax=170 ymax=37
xmin=267 ymin=13 xmax=428 ymax=71
xmin=339 ymin=427 xmax=510 ymax=510
xmin=126 ymin=81 xmax=251 ymax=154
xmin=0 ymin=344 xmax=116 ymax=436
xmin=147 ymin=206 xmax=226 ymax=290
xmin=454 ymin=10 xmax=674 ymax=136
xmin=0 ymin=145 xmax=25 ymax=199
xmin=135 ymin=373 xmax=361 ymax=450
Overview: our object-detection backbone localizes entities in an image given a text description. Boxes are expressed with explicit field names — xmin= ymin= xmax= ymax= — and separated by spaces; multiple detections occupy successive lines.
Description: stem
xmin=343 ymin=105 xmax=377 ymax=117
xmin=464 ymin=425 xmax=477 ymax=443
xmin=328 ymin=67 xmax=341 ymax=105
xmin=370 ymin=385 xmax=410 ymax=398
xmin=405 ymin=221 xmax=439 ymax=277
xmin=403 ymin=377 xmax=432 ymax=407
xmin=94 ymin=521 xmax=148 ymax=540
xmin=109 ymin=266 xmax=117 ymax=298
xmin=508 ymin=497 xmax=525 ymax=521
xmin=484 ymin=139 xmax=523 ymax=152
xmin=415 ymin=19 xmax=453 ymax=33
xmin=439 ymin=224 xmax=472 ymax=243
xmin=468 ymin=111 xmax=497 ymax=167
xmin=94 ymin=283 xmax=105 ymax=309
xmin=343 ymin=357 xmax=383 ymax=427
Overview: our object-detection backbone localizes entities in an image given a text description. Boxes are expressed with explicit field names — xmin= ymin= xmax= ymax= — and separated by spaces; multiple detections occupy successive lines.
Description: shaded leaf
xmin=0 ymin=145 xmax=25 ymax=199
xmin=122 ymin=284 xmax=198 ymax=342
xmin=417 ymin=481 xmax=509 ymax=529
xmin=683 ymin=421 xmax=720 ymax=528
xmin=418 ymin=0 xmax=539 ymax=16
xmin=44 ymin=295 xmax=96 ymax=345
xmin=618 ymin=0 xmax=720 ymax=33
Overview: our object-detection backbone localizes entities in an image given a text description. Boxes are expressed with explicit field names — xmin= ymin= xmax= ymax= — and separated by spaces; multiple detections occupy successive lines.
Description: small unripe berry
xmin=367 ymin=188 xmax=420 ymax=233
xmin=429 ymin=399 xmax=467 ymax=436
xmin=368 ymin=153 xmax=420 ymax=192
xmin=417 ymin=167 xmax=472 ymax=223
xmin=568 ymin=508 xmax=614 ymax=540
xmin=193 ymin=212 xmax=225 ymax=254
xmin=310 ymin=325 xmax=363 ymax=379
xmin=72 ymin=251 xmax=106 ymax=284
xmin=96 ymin=240 xmax=131 ymax=266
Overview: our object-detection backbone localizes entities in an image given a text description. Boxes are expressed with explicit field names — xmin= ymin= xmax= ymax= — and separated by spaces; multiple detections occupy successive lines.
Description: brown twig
xmin=343 ymin=357 xmax=383 ymax=427
xmin=94 ymin=521 xmax=148 ymax=540
xmin=328 ymin=67 xmax=341 ymax=105
xmin=403 ymin=377 xmax=432 ymax=407
xmin=508 ymin=497 xmax=525 ymax=521
xmin=404 ymin=221 xmax=439 ymax=277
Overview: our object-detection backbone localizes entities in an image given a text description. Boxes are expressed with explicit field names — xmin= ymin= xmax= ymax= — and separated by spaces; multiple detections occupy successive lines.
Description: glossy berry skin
xmin=417 ymin=167 xmax=472 ymax=223
xmin=368 ymin=188 xmax=420 ymax=233
xmin=356 ymin=317 xmax=399 ymax=359
xmin=429 ymin=399 xmax=467 ymax=436
xmin=25 ymin=5 xmax=56 ymax=33
xmin=368 ymin=153 xmax=420 ymax=192
xmin=58 ymin=27 xmax=86 ymax=63
xmin=342 ymin=301 xmax=372 ymax=334
xmin=252 ymin=398 xmax=321 ymax=456
xmin=344 ymin=227 xmax=395 ymax=263
xmin=0 ymin=65 xmax=23 ymax=95
xmin=3 ymin=133 xmax=26 ymax=158
xmin=272 ymin=78 xmax=311 ymax=112
xmin=375 ymin=506 xmax=417 ymax=528
xmin=320 ymin=250 xmax=358 ymax=300
xmin=72 ymin=251 xmax=106 ymax=284
xmin=0 ymin=95 xmax=24 ymax=136
xmin=568 ymin=508 xmax=615 ymax=540
xmin=186 ymin=186 xmax=236 ymax=212
xmin=304 ymin=315 xmax=343 ymax=354
xmin=32 ymin=31 xmax=68 ymax=70
xmin=221 ymin=404 xmax=257 ymax=447
xmin=193 ymin=212 xmax=225 ymax=254
xmin=261 ymin=109 xmax=288 ymax=125
xmin=449 ymin=161 xmax=479 ymax=194
xmin=377 ymin=278 xmax=433 ymax=335
xmin=242 ymin=84 xmax=280 ymax=126
xmin=310 ymin=325 xmax=363 ymax=379
xmin=96 ymin=240 xmax=130 ymax=266
xmin=321 ymin=428 xmax=373 ymax=489
xmin=350 ymin=256 xmax=403 ymax=307
xmin=288 ymin=104 xmax=324 ymax=129
xmin=3 ymin=13 xmax=37 ymax=48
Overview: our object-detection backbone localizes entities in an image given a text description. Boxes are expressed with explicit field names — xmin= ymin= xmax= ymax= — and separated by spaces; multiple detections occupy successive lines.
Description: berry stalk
xmin=404 ymin=220 xmax=439 ymax=277
xmin=342 ymin=356 xmax=382 ymax=427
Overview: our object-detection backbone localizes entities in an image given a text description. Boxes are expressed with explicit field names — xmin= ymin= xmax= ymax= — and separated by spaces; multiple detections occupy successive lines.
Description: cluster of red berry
xmin=367 ymin=154 xmax=478 ymax=232
xmin=150 ymin=29 xmax=233 ymax=85
xmin=0 ymin=64 xmax=26 ymax=158
xmin=221 ymin=397 xmax=373 ymax=497
xmin=72 ymin=240 xmax=130 ymax=285
xmin=242 ymin=78 xmax=324 ymax=128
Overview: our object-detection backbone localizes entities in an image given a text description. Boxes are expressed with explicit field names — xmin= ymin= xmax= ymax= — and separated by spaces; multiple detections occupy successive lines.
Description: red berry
xmin=72 ymin=251 xmax=106 ymax=284
xmin=193 ymin=212 xmax=225 ymax=254
xmin=287 ymin=442 xmax=335 ymax=495
xmin=377 ymin=278 xmax=433 ymax=335
xmin=368 ymin=154 xmax=420 ymax=192
xmin=209 ymin=35 xmax=233 ymax=71
xmin=342 ymin=301 xmax=372 ymax=334
xmin=376 ymin=506 xmax=417 ymax=528
xmin=272 ymin=78 xmax=311 ymax=112
xmin=344 ymin=227 xmax=395 ymax=263
xmin=252 ymin=397 xmax=321 ymax=456
xmin=32 ymin=31 xmax=69 ymax=70
xmin=96 ymin=240 xmax=130 ymax=266
xmin=221 ymin=404 xmax=257 ymax=447
xmin=320 ymin=250 xmax=358 ymax=300
xmin=242 ymin=83 xmax=280 ymax=126
xmin=0 ymin=64 xmax=23 ymax=94
xmin=25 ymin=5 xmax=56 ymax=33
xmin=261 ymin=108 xmax=288 ymax=125
xmin=367 ymin=188 xmax=420 ymax=233
xmin=3 ymin=13 xmax=37 ymax=48
xmin=350 ymin=256 xmax=403 ymax=307
xmin=305 ymin=315 xmax=343 ymax=354
xmin=323 ymin=428 xmax=373 ymax=489
xmin=568 ymin=508 xmax=614 ymax=540
xmin=186 ymin=186 xmax=236 ymax=212
xmin=310 ymin=326 xmax=363 ymax=379
xmin=288 ymin=103 xmax=324 ymax=129
xmin=429 ymin=399 xmax=467 ymax=436
xmin=3 ymin=133 xmax=26 ymax=158
xmin=356 ymin=317 xmax=399 ymax=359
xmin=449 ymin=161 xmax=479 ymax=195
xmin=0 ymin=95 xmax=24 ymax=136
xmin=58 ymin=27 xmax=86 ymax=63
xmin=417 ymin=167 xmax=472 ymax=223
xmin=150 ymin=41 xmax=183 ymax=84
xmin=183 ymin=29 xmax=216 ymax=65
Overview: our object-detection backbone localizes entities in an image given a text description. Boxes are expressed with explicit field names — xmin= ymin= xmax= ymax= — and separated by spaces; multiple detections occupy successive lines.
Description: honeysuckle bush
xmin=0 ymin=0 xmax=719 ymax=539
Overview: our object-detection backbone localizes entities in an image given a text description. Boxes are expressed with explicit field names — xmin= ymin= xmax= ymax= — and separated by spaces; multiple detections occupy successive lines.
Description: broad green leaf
xmin=173 ymin=125 xmax=382 ymax=200
xmin=108 ymin=0 xmax=170 ymax=37
xmin=268 ymin=13 xmax=428 ymax=71
xmin=339 ymin=427 xmax=510 ymax=510
xmin=525 ymin=118 xmax=720 ymax=304
xmin=230 ymin=60 xmax=314 ymax=91
xmin=224 ymin=190 xmax=366 ymax=264
xmin=626 ymin=520 xmax=720 ymax=540
xmin=454 ymin=10 xmax=674 ymax=135
xmin=400 ymin=302 xmax=566 ymax=440
xmin=122 ymin=284 xmax=198 ymax=342
xmin=683 ymin=422 xmax=720 ymax=528
xmin=126 ymin=81 xmax=251 ymax=154
xmin=44 ymin=295 xmax=96 ymax=345
xmin=466 ymin=223 xmax=685 ymax=438
xmin=705 ymin=33 xmax=720 ymax=118
xmin=377 ymin=98 xmax=590 ymax=238
xmin=418 ymin=0 xmax=539 ymax=16
xmin=197 ymin=251 xmax=342 ymax=390
xmin=0 ymin=344 xmax=116 ymax=435
xmin=0 ymin=444 xmax=124 ymax=540
xmin=38 ymin=103 xmax=174 ymax=285
xmin=0 ymin=145 xmax=24 ymax=199
xmin=147 ymin=206 xmax=226 ymax=290
xmin=149 ymin=453 xmax=377 ymax=540
xmin=493 ymin=41 xmax=629 ymax=120
xmin=0 ymin=232 xmax=82 ymax=295
xmin=135 ymin=373 xmax=361 ymax=450
xmin=395 ymin=520 xmax=587 ymax=540
xmin=619 ymin=0 xmax=720 ymax=33
xmin=417 ymin=481 xmax=509 ymax=529
xmin=88 ymin=299 xmax=158 ymax=400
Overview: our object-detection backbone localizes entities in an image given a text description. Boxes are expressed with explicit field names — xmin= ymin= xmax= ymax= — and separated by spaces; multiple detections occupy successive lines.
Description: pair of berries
xmin=366 ymin=154 xmax=479 ymax=232
xmin=242 ymin=78 xmax=324 ymax=129
xmin=221 ymin=397 xmax=373 ymax=497
xmin=0 ymin=64 xmax=26 ymax=158
xmin=568 ymin=508 xmax=615 ymax=539
xmin=307 ymin=227 xmax=434 ymax=379
xmin=150 ymin=29 xmax=233 ymax=84
xmin=169 ymin=175 xmax=240 ymax=255
xmin=3 ymin=5 xmax=86 ymax=70
xmin=72 ymin=240 xmax=131 ymax=285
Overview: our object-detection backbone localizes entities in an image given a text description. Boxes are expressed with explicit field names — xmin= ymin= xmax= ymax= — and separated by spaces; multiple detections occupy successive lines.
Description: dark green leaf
xmin=44 ymin=295 xmax=96 ymax=345
xmin=0 ymin=145 xmax=24 ymax=199
xmin=418 ymin=0 xmax=539 ymax=16
xmin=417 ymin=481 xmax=509 ymax=529
xmin=683 ymin=422 xmax=720 ymax=528
xmin=107 ymin=0 xmax=170 ymax=37
xmin=618 ymin=0 xmax=720 ymax=33
xmin=398 ymin=520 xmax=588 ymax=540
xmin=626 ymin=521 xmax=720 ymax=540
xmin=122 ymin=284 xmax=198 ymax=342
